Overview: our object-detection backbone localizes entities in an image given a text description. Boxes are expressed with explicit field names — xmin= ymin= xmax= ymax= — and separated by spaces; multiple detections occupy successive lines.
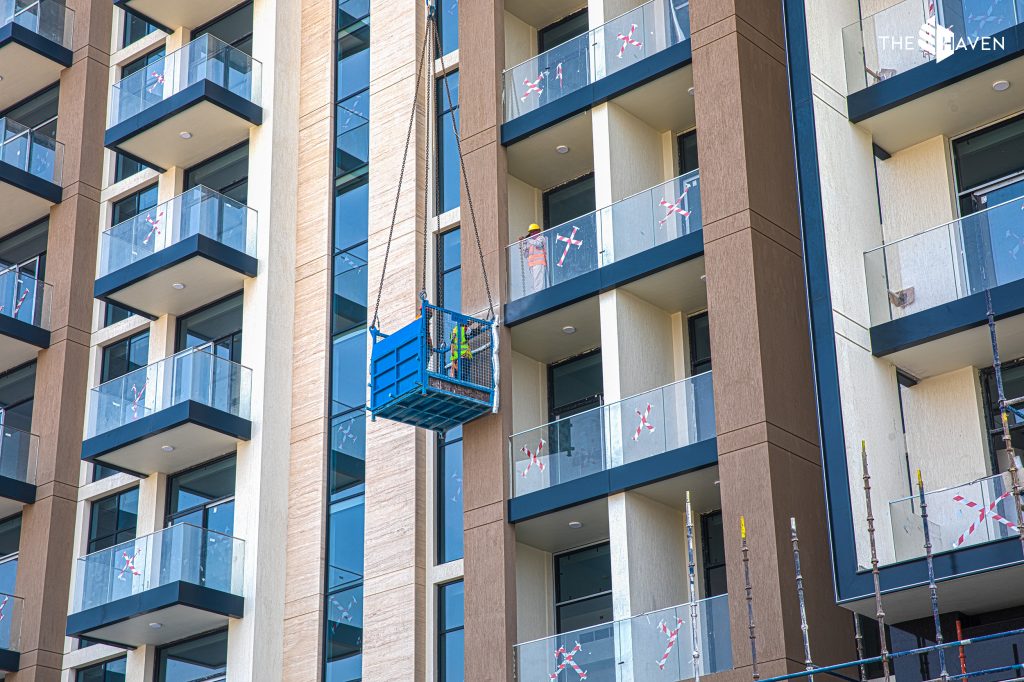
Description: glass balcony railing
xmin=0 ymin=116 xmax=64 ymax=185
xmin=0 ymin=268 xmax=51 ymax=331
xmin=0 ymin=593 xmax=21 ymax=653
xmin=843 ymin=0 xmax=1024 ymax=93
xmin=503 ymin=0 xmax=691 ymax=122
xmin=98 ymin=186 xmax=257 ymax=278
xmin=0 ymin=423 xmax=36 ymax=486
xmin=508 ymin=171 xmax=701 ymax=301
xmin=72 ymin=523 xmax=245 ymax=613
xmin=86 ymin=346 xmax=252 ymax=438
xmin=513 ymin=595 xmax=731 ymax=682
xmin=510 ymin=372 xmax=714 ymax=497
xmin=864 ymin=195 xmax=1024 ymax=325
xmin=1 ymin=0 xmax=74 ymax=49
xmin=108 ymin=34 xmax=263 ymax=128
xmin=889 ymin=471 xmax=1022 ymax=563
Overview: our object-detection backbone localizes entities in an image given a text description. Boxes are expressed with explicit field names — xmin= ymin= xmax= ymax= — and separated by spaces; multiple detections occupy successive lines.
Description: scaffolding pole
xmin=685 ymin=491 xmax=702 ymax=682
xmin=860 ymin=441 xmax=891 ymax=681
xmin=917 ymin=469 xmax=949 ymax=681
xmin=741 ymin=515 xmax=759 ymax=681
xmin=852 ymin=614 xmax=868 ymax=682
xmin=790 ymin=518 xmax=815 ymax=682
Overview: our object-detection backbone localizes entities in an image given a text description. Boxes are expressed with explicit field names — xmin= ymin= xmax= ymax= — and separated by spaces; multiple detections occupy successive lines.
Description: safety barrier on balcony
xmin=82 ymin=345 xmax=252 ymax=476
xmin=0 ymin=591 xmax=22 ymax=672
xmin=502 ymin=0 xmax=691 ymax=123
xmin=0 ymin=267 xmax=51 ymax=371
xmin=843 ymin=0 xmax=1023 ymax=94
xmin=67 ymin=523 xmax=244 ymax=647
xmin=0 ymin=423 xmax=36 ymax=514
xmin=889 ymin=470 xmax=1022 ymax=563
xmin=105 ymin=34 xmax=263 ymax=170
xmin=513 ymin=594 xmax=732 ymax=682
xmin=95 ymin=185 xmax=258 ymax=317
xmin=864 ymin=194 xmax=1024 ymax=325
xmin=510 ymin=372 xmax=714 ymax=500
xmin=0 ymin=116 xmax=64 ymax=239
xmin=508 ymin=171 xmax=702 ymax=304
xmin=0 ymin=0 xmax=74 ymax=110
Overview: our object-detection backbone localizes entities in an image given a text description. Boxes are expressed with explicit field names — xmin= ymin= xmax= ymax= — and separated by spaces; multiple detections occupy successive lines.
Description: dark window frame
xmin=677 ymin=129 xmax=700 ymax=176
xmin=438 ymin=579 xmax=465 ymax=682
xmin=75 ymin=654 xmax=128 ymax=681
xmin=546 ymin=348 xmax=603 ymax=422
xmin=86 ymin=487 xmax=139 ymax=554
xmin=688 ymin=311 xmax=711 ymax=375
xmin=183 ymin=141 xmax=250 ymax=201
xmin=154 ymin=628 xmax=229 ymax=682
xmin=542 ymin=173 xmax=595 ymax=230
xmin=435 ymin=426 xmax=463 ymax=565
xmin=173 ymin=291 xmax=244 ymax=361
xmin=436 ymin=69 xmax=460 ymax=215
xmin=537 ymin=8 xmax=589 ymax=54
xmin=552 ymin=541 xmax=613 ymax=634
xmin=700 ymin=509 xmax=727 ymax=598
xmin=164 ymin=453 xmax=237 ymax=529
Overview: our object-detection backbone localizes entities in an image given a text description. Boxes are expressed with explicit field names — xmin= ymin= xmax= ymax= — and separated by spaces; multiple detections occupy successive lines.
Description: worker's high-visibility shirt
xmin=524 ymin=235 xmax=547 ymax=267
xmin=450 ymin=325 xmax=472 ymax=361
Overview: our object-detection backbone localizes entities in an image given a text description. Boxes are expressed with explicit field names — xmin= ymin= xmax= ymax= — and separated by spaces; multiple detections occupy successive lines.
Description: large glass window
xmin=0 ymin=363 xmax=35 ymax=434
xmin=437 ymin=227 xmax=461 ymax=312
xmin=437 ymin=426 xmax=463 ymax=564
xmin=688 ymin=312 xmax=711 ymax=375
xmin=110 ymin=185 xmax=159 ymax=227
xmin=87 ymin=488 xmax=138 ymax=554
xmin=0 ymin=220 xmax=47 ymax=275
xmin=114 ymin=48 xmax=166 ymax=181
xmin=438 ymin=581 xmax=465 ymax=682
xmin=0 ymin=516 xmax=19 ymax=595
xmin=543 ymin=174 xmax=595 ymax=229
xmin=981 ymin=358 xmax=1024 ymax=471
xmin=436 ymin=70 xmax=460 ymax=214
xmin=537 ymin=9 xmax=588 ymax=53
xmin=331 ymin=329 xmax=367 ymax=411
xmin=184 ymin=144 xmax=249 ymax=203
xmin=677 ymin=130 xmax=699 ymax=176
xmin=100 ymin=331 xmax=149 ymax=384
xmin=157 ymin=630 xmax=228 ymax=681
xmin=193 ymin=2 xmax=253 ymax=53
xmin=2 ymin=84 xmax=58 ymax=131
xmin=121 ymin=10 xmax=157 ymax=47
xmin=548 ymin=351 xmax=602 ymax=420
xmin=176 ymin=294 xmax=244 ymax=363
xmin=701 ymin=510 xmax=727 ymax=597
xmin=76 ymin=656 xmax=127 ymax=682
xmin=166 ymin=456 xmax=236 ymax=538
xmin=437 ymin=0 xmax=458 ymax=56
xmin=554 ymin=543 xmax=613 ymax=633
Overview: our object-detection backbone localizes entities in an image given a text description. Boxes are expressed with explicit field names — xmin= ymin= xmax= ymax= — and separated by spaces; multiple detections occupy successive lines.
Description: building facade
xmin=0 ymin=0 xmax=1022 ymax=680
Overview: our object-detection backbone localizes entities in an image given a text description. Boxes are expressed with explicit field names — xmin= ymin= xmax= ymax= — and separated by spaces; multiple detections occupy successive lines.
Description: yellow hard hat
xmin=528 ymin=223 xmax=541 ymax=232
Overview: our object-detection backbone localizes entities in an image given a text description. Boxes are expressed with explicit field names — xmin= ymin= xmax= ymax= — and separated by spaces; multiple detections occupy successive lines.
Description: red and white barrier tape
xmin=117 ymin=548 xmax=142 ymax=581
xmin=616 ymin=23 xmax=643 ymax=59
xmin=656 ymin=617 xmax=684 ymax=670
xmin=147 ymin=71 xmax=166 ymax=94
xmin=521 ymin=73 xmax=545 ymax=101
xmin=556 ymin=226 xmax=583 ymax=267
xmin=520 ymin=439 xmax=545 ymax=478
xmin=556 ymin=62 xmax=563 ymax=89
xmin=141 ymin=211 xmax=165 ymax=246
xmin=633 ymin=403 xmax=655 ymax=441
xmin=130 ymin=379 xmax=149 ymax=420
xmin=550 ymin=642 xmax=588 ymax=681
xmin=658 ymin=184 xmax=692 ymax=225
xmin=10 ymin=288 xmax=30 ymax=317
xmin=952 ymin=490 xmax=1018 ymax=547
xmin=0 ymin=595 xmax=9 ymax=623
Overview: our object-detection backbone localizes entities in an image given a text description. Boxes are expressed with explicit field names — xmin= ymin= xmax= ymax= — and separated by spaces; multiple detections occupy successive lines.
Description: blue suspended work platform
xmin=369 ymin=302 xmax=497 ymax=432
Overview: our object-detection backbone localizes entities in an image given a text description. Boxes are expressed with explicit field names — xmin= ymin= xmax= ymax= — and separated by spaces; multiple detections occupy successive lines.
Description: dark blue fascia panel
xmin=0 ymin=21 xmax=73 ymax=67
xmin=504 ymin=230 xmax=704 ymax=326
xmin=65 ymin=580 xmax=244 ymax=642
xmin=847 ymin=23 xmax=1024 ymax=124
xmin=81 ymin=400 xmax=252 ymax=476
xmin=94 ymin=233 xmax=258 ymax=315
xmin=0 ymin=158 xmax=62 ymax=204
xmin=104 ymin=80 xmax=264 ymax=171
xmin=870 ymin=278 xmax=1024 ymax=357
xmin=508 ymin=437 xmax=718 ymax=522
xmin=500 ymin=40 xmax=693 ymax=146
xmin=784 ymin=0 xmax=1024 ymax=604
xmin=0 ymin=648 xmax=18 ymax=672
xmin=0 ymin=315 xmax=50 ymax=349
xmin=111 ymin=0 xmax=173 ymax=35
xmin=0 ymin=475 xmax=35 ymax=506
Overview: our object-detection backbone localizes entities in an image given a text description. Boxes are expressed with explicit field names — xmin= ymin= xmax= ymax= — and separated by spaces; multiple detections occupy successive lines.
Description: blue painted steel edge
xmin=0 ymin=314 xmax=50 ymax=349
xmin=0 ymin=157 xmax=62 ymax=205
xmin=500 ymin=40 xmax=692 ymax=146
xmin=0 ymin=648 xmax=18 ymax=672
xmin=65 ymin=581 xmax=244 ymax=642
xmin=0 ymin=21 xmax=73 ymax=67
xmin=508 ymin=437 xmax=718 ymax=522
xmin=504 ymin=230 xmax=704 ymax=326
xmin=0 ymin=475 xmax=35 ymax=506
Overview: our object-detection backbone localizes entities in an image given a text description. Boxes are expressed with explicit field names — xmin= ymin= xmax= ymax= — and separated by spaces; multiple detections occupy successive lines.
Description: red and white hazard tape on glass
xmin=952 ymin=490 xmax=1018 ymax=547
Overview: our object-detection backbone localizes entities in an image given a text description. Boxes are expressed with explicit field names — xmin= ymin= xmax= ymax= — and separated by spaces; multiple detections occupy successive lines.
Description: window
xmin=157 ymin=630 xmax=228 ymax=681
xmin=688 ymin=312 xmax=711 ymax=374
xmin=193 ymin=2 xmax=253 ymax=53
xmin=339 ymin=0 xmax=369 ymax=30
xmin=327 ymin=493 xmax=365 ymax=585
xmin=678 ymin=130 xmax=699 ymax=175
xmin=538 ymin=9 xmax=589 ymax=53
xmin=981 ymin=358 xmax=1024 ymax=472
xmin=953 ymin=113 xmax=1024 ymax=215
xmin=437 ymin=426 xmax=463 ymax=564
xmin=437 ymin=228 xmax=461 ymax=312
xmin=700 ymin=510 xmax=727 ymax=597
xmin=184 ymin=143 xmax=249 ymax=203
xmin=438 ymin=581 xmax=465 ymax=682
xmin=121 ymin=10 xmax=157 ymax=47
xmin=0 ymin=220 xmax=47 ymax=275
xmin=330 ymin=407 xmax=365 ymax=494
xmin=554 ymin=543 xmax=613 ymax=633
xmin=110 ymin=185 xmax=159 ymax=227
xmin=436 ymin=70 xmax=460 ymax=214
xmin=325 ymin=490 xmax=365 ymax=682
xmin=0 ymin=363 xmax=36 ymax=433
xmin=100 ymin=331 xmax=149 ymax=384
xmin=0 ymin=516 xmax=19 ymax=595
xmin=543 ymin=174 xmax=595 ymax=229
xmin=1 ymin=84 xmax=58 ymax=130
xmin=103 ymin=303 xmax=133 ymax=327
xmin=166 ymin=456 xmax=236 ymax=538
xmin=76 ymin=656 xmax=127 ymax=682
xmin=176 ymin=294 xmax=243 ymax=363
xmin=114 ymin=48 xmax=166 ymax=181
xmin=437 ymin=0 xmax=458 ymax=56
xmin=87 ymin=488 xmax=138 ymax=553
xmin=332 ymin=328 xmax=368 ymax=411
xmin=548 ymin=350 xmax=602 ymax=420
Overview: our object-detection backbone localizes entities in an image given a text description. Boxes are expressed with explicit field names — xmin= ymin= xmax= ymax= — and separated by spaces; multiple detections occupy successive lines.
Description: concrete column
xmin=690 ymin=0 xmax=855 ymax=676
xmin=460 ymin=1 xmax=518 ymax=681
xmin=10 ymin=0 xmax=111 ymax=679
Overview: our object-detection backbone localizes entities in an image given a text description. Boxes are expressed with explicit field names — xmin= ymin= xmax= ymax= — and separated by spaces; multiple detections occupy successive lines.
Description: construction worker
xmin=449 ymin=320 xmax=474 ymax=380
xmin=519 ymin=223 xmax=548 ymax=295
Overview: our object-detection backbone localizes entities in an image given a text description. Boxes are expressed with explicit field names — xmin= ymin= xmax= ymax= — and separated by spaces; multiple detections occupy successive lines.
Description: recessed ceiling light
xmin=149 ymin=622 xmax=163 ymax=629
xmin=993 ymin=80 xmax=1011 ymax=92
xmin=555 ymin=144 xmax=570 ymax=154
xmin=172 ymin=282 xmax=186 ymax=290
xmin=562 ymin=325 xmax=576 ymax=334
xmin=161 ymin=445 xmax=175 ymax=452
xmin=179 ymin=131 xmax=193 ymax=139
xmin=568 ymin=521 xmax=583 ymax=529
